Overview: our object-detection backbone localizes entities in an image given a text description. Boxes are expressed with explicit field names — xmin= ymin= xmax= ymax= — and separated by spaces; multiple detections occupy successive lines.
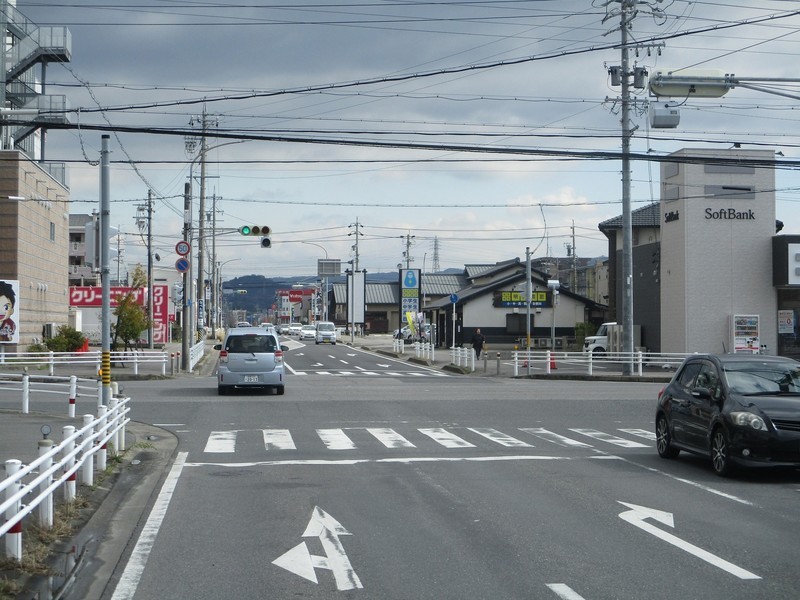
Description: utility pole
xmin=146 ymin=190 xmax=154 ymax=348
xmin=403 ymin=233 xmax=416 ymax=269
xmin=348 ymin=218 xmax=362 ymax=270
xmin=195 ymin=108 xmax=209 ymax=339
xmin=181 ymin=182 xmax=191 ymax=371
xmin=99 ymin=135 xmax=111 ymax=406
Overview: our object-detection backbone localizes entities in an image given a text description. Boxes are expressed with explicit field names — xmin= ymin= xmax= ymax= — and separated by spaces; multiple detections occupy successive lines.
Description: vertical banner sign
xmin=399 ymin=269 xmax=421 ymax=325
xmin=0 ymin=280 xmax=20 ymax=343
xmin=347 ymin=270 xmax=366 ymax=325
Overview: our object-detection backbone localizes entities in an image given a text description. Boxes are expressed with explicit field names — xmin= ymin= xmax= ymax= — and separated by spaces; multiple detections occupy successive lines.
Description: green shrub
xmin=45 ymin=325 xmax=87 ymax=353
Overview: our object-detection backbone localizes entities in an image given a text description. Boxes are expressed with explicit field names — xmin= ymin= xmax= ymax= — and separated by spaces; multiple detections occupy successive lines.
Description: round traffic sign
xmin=175 ymin=240 xmax=191 ymax=256
xmin=175 ymin=257 xmax=190 ymax=273
xmin=450 ymin=293 xmax=459 ymax=304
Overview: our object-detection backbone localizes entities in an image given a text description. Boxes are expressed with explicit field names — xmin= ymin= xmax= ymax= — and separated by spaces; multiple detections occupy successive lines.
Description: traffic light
xmin=260 ymin=237 xmax=271 ymax=248
xmin=238 ymin=225 xmax=270 ymax=236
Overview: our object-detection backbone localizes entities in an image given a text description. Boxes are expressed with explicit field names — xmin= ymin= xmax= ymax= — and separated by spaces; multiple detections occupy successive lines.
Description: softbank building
xmin=605 ymin=148 xmax=800 ymax=359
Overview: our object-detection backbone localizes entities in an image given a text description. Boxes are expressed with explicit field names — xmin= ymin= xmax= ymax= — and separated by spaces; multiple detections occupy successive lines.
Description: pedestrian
xmin=471 ymin=328 xmax=485 ymax=359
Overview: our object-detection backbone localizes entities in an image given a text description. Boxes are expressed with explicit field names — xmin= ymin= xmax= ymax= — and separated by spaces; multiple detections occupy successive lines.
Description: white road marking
xmin=263 ymin=429 xmax=296 ymax=450
xmin=186 ymin=455 xmax=572 ymax=467
xmin=520 ymin=428 xmax=592 ymax=448
xmin=618 ymin=428 xmax=656 ymax=441
xmin=419 ymin=428 xmax=476 ymax=448
xmin=367 ymin=428 xmax=416 ymax=448
xmin=569 ymin=428 xmax=648 ymax=448
xmin=204 ymin=431 xmax=237 ymax=453
xmin=618 ymin=502 xmax=760 ymax=580
xmin=110 ymin=452 xmax=188 ymax=600
xmin=469 ymin=427 xmax=533 ymax=447
xmin=546 ymin=583 xmax=587 ymax=600
xmin=317 ymin=428 xmax=357 ymax=450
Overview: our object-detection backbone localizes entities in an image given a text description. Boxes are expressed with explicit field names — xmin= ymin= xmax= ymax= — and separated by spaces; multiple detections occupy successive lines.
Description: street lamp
xmin=301 ymin=241 xmax=330 ymax=322
xmin=217 ymin=258 xmax=240 ymax=330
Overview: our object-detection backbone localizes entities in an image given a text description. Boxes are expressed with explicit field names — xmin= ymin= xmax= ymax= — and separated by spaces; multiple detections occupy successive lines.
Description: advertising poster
xmin=70 ymin=285 xmax=170 ymax=345
xmin=0 ymin=279 xmax=20 ymax=344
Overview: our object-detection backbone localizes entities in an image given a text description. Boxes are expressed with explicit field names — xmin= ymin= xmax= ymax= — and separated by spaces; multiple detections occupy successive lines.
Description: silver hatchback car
xmin=215 ymin=328 xmax=288 ymax=395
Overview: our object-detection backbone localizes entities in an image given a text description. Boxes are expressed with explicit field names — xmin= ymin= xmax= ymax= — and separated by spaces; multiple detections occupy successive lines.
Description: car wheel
xmin=655 ymin=415 xmax=679 ymax=458
xmin=711 ymin=427 xmax=735 ymax=477
xmin=276 ymin=386 xmax=285 ymax=396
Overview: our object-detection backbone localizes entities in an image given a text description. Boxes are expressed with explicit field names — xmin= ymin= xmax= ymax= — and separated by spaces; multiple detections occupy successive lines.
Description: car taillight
xmin=275 ymin=350 xmax=283 ymax=364
xmin=657 ymin=385 xmax=665 ymax=401
xmin=219 ymin=350 xmax=228 ymax=363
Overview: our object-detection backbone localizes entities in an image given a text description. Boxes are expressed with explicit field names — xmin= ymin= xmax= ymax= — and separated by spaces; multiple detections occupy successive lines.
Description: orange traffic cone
xmin=549 ymin=353 xmax=557 ymax=370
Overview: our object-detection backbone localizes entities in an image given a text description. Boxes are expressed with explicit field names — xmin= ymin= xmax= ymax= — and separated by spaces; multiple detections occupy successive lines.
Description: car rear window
xmin=226 ymin=335 xmax=277 ymax=353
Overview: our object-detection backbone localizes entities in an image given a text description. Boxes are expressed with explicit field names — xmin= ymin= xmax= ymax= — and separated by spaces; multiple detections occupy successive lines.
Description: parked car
xmin=315 ymin=321 xmax=337 ymax=345
xmin=299 ymin=324 xmax=317 ymax=341
xmin=655 ymin=353 xmax=800 ymax=476
xmin=215 ymin=327 xmax=288 ymax=395
xmin=288 ymin=323 xmax=303 ymax=336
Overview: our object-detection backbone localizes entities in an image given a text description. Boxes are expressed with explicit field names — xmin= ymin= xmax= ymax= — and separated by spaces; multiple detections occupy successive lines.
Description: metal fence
xmin=1 ymin=397 xmax=131 ymax=561
xmin=512 ymin=350 xmax=690 ymax=377
xmin=0 ymin=349 xmax=169 ymax=376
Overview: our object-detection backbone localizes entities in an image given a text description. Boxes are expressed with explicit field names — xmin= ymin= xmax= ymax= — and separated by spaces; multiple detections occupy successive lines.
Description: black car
xmin=655 ymin=353 xmax=800 ymax=476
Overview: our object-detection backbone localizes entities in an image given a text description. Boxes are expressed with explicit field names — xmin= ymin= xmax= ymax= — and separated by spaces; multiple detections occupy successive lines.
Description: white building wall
xmin=660 ymin=149 xmax=777 ymax=354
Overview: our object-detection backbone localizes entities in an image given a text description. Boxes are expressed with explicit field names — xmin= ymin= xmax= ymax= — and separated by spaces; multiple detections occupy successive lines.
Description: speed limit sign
xmin=175 ymin=240 xmax=191 ymax=256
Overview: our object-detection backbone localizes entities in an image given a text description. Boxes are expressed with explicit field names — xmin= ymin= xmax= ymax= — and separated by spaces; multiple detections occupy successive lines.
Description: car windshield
xmin=723 ymin=362 xmax=800 ymax=394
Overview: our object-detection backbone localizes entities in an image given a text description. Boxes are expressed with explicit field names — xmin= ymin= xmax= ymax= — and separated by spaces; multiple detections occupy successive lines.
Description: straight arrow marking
xmin=273 ymin=506 xmax=363 ymax=591
xmin=617 ymin=501 xmax=760 ymax=580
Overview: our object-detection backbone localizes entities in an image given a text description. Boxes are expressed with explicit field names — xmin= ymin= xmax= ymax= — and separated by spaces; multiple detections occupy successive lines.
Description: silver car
xmin=215 ymin=328 xmax=288 ymax=395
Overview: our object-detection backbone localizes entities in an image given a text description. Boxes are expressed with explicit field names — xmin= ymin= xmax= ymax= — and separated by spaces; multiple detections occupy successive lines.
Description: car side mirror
xmin=691 ymin=387 xmax=712 ymax=400
xmin=281 ymin=345 xmax=289 ymax=352
xmin=213 ymin=343 xmax=222 ymax=351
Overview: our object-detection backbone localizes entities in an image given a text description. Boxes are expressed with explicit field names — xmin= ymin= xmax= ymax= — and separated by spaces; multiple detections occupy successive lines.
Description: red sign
xmin=70 ymin=285 xmax=170 ymax=344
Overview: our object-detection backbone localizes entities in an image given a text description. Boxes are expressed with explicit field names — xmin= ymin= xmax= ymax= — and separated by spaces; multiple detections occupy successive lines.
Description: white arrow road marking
xmin=377 ymin=363 xmax=390 ymax=368
xmin=273 ymin=506 xmax=363 ymax=591
xmin=546 ymin=583 xmax=587 ymax=599
xmin=617 ymin=501 xmax=760 ymax=580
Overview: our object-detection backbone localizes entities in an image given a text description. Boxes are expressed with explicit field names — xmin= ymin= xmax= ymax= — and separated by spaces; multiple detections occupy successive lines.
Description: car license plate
xmin=244 ymin=375 xmax=259 ymax=383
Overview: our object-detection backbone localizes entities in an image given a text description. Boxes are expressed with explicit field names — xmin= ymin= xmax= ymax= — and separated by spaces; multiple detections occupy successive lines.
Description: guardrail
xmin=1 ymin=397 xmax=131 ymax=561
xmin=0 ymin=373 xmax=102 ymax=416
xmin=0 ymin=349 xmax=169 ymax=376
xmin=512 ymin=350 xmax=689 ymax=377
xmin=189 ymin=340 xmax=205 ymax=372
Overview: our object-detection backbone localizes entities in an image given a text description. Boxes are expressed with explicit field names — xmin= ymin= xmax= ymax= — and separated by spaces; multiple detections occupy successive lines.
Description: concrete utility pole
xmin=349 ymin=218 xmax=362 ymax=270
xmin=181 ymin=182 xmax=191 ymax=371
xmin=403 ymin=233 xmax=416 ymax=269
xmin=196 ymin=109 xmax=209 ymax=338
xmin=619 ymin=0 xmax=635 ymax=375
xmin=99 ymin=135 xmax=112 ymax=406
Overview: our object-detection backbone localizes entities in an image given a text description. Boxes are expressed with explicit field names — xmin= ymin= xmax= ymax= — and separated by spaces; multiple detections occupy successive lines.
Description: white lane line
xmin=546 ymin=583 xmax=587 ymax=600
xmin=185 ymin=455 xmax=572 ymax=467
xmin=468 ymin=428 xmax=533 ymax=448
xmin=366 ymin=428 xmax=416 ymax=448
xmin=519 ymin=428 xmax=592 ymax=448
xmin=110 ymin=452 xmax=188 ymax=600
xmin=283 ymin=362 xmax=298 ymax=375
xmin=418 ymin=428 xmax=476 ymax=448
xmin=204 ymin=431 xmax=237 ymax=453
xmin=569 ymin=428 xmax=648 ymax=448
xmin=317 ymin=428 xmax=358 ymax=450
xmin=263 ymin=429 xmax=296 ymax=450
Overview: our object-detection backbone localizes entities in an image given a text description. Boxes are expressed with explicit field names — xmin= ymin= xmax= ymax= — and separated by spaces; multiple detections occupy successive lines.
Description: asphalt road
xmin=68 ymin=342 xmax=800 ymax=599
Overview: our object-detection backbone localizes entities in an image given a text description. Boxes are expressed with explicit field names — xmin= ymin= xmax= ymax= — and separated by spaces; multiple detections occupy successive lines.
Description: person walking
xmin=471 ymin=328 xmax=486 ymax=359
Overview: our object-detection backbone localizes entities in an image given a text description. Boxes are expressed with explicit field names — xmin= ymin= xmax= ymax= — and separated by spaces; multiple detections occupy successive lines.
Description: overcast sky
xmin=13 ymin=0 xmax=800 ymax=279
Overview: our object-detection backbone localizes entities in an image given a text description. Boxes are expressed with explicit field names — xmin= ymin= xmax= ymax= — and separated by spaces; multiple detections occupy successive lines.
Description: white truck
xmin=583 ymin=321 xmax=642 ymax=354
xmin=583 ymin=322 xmax=615 ymax=354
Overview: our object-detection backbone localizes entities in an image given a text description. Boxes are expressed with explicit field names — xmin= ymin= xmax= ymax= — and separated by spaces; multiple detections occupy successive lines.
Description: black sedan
xmin=655 ymin=353 xmax=800 ymax=476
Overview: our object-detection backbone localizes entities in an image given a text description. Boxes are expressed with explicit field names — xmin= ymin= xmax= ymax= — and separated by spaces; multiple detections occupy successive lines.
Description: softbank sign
xmin=705 ymin=207 xmax=755 ymax=220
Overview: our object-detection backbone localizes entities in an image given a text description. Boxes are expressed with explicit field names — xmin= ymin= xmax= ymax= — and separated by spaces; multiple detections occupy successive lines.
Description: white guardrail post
xmin=96 ymin=406 xmax=108 ymax=472
xmin=68 ymin=374 xmax=78 ymax=418
xmin=38 ymin=437 xmax=55 ymax=528
xmin=62 ymin=425 xmax=77 ymax=502
xmin=81 ymin=415 xmax=94 ymax=486
xmin=4 ymin=459 xmax=23 ymax=560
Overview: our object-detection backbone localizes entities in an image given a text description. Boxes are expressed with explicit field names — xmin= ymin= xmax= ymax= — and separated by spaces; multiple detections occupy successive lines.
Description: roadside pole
xmin=99 ymin=135 xmax=112 ymax=406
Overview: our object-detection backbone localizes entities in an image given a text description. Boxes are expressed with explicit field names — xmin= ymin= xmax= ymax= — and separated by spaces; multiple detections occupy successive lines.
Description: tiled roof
xmin=598 ymin=202 xmax=660 ymax=231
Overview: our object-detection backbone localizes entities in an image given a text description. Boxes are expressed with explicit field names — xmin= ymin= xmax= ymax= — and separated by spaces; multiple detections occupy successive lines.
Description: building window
xmin=50 ymin=222 xmax=55 ymax=241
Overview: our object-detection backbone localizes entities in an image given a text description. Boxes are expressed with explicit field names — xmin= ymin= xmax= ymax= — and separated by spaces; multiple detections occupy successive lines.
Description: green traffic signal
xmin=238 ymin=225 xmax=270 ymax=236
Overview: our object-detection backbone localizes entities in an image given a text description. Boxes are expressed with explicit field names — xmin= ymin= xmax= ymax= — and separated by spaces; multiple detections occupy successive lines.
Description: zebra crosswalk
xmin=201 ymin=425 xmax=656 ymax=454
xmin=288 ymin=369 xmax=448 ymax=377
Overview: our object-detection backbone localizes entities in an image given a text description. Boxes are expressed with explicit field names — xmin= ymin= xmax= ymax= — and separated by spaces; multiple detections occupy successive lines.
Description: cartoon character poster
xmin=0 ymin=280 xmax=20 ymax=343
